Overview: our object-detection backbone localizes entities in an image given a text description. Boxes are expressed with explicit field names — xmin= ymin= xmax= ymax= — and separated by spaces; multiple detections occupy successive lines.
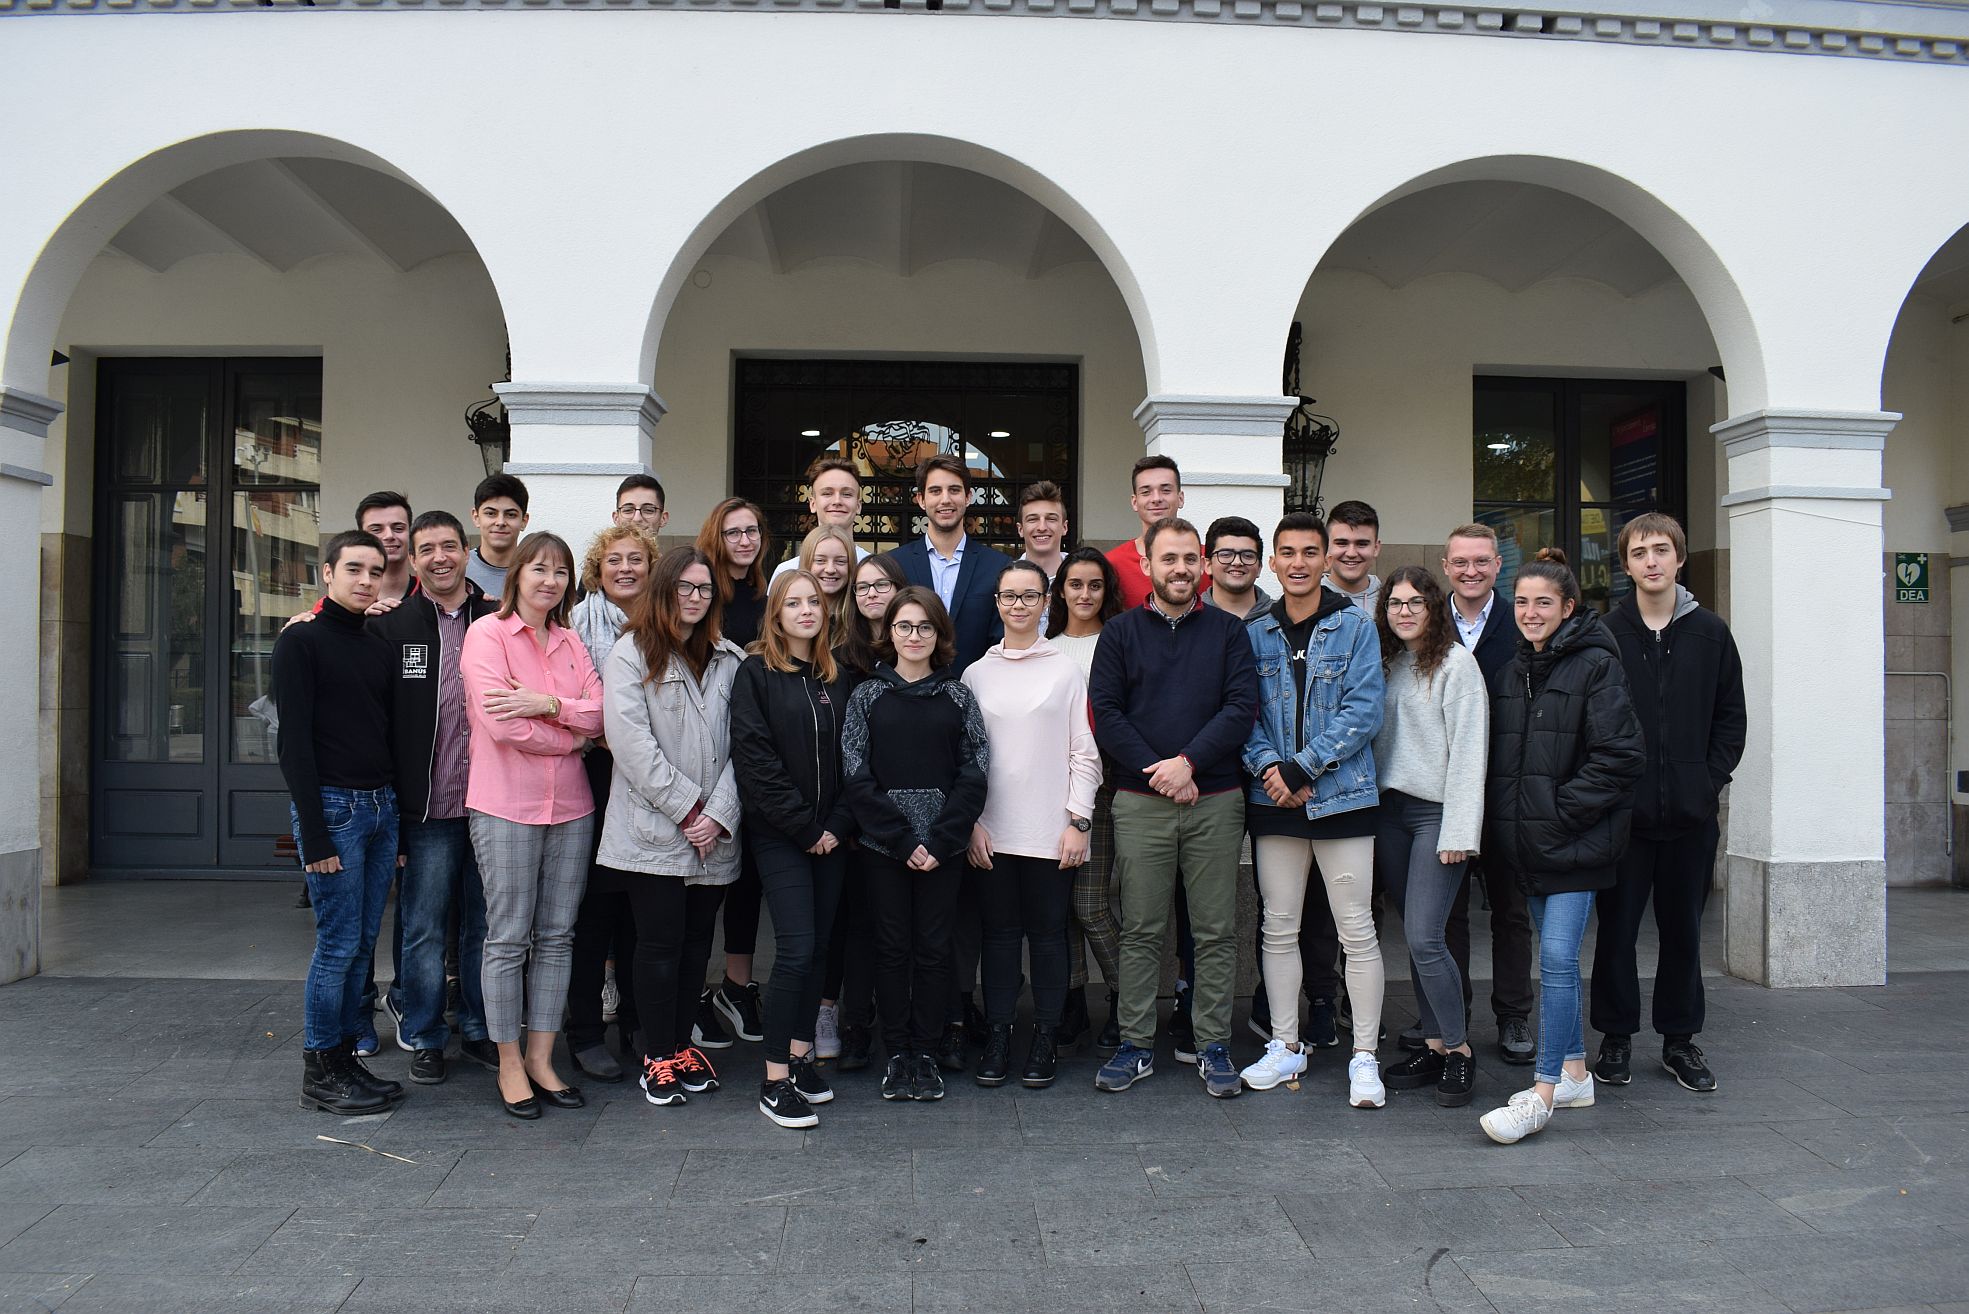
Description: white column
xmin=0 ymin=387 xmax=57 ymax=985
xmin=1716 ymin=408 xmax=1898 ymax=988
xmin=495 ymin=382 xmax=667 ymax=550
xmin=1133 ymin=394 xmax=1296 ymax=552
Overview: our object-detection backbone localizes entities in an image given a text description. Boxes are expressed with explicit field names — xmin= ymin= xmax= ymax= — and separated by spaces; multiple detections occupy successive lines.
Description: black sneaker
xmin=1382 ymin=1048 xmax=1446 ymax=1090
xmin=1594 ymin=1034 xmax=1633 ymax=1085
xmin=1097 ymin=991 xmax=1121 ymax=1054
xmin=693 ymin=990 xmax=733 ymax=1050
xmin=934 ymin=1024 xmax=968 ymax=1073
xmin=1398 ymin=1019 xmax=1426 ymax=1053
xmin=790 ymin=1054 xmax=834 ymax=1105
xmin=759 ymin=1077 xmax=817 ymax=1128
xmin=714 ymin=980 xmax=763 ymax=1043
xmin=1436 ymin=1050 xmax=1476 ymax=1107
xmin=456 ymin=1037 xmax=499 ymax=1072
xmin=1304 ymin=997 xmax=1340 ymax=1049
xmin=912 ymin=1052 xmax=947 ymax=1101
xmin=641 ymin=1055 xmax=687 ymax=1107
xmin=1021 ymin=1026 xmax=1058 ymax=1089
xmin=975 ymin=1024 xmax=1013 ymax=1087
xmin=838 ymin=1024 xmax=872 ymax=1072
xmin=1662 ymin=1038 xmax=1717 ymax=1093
xmin=880 ymin=1053 xmax=914 ymax=1101
xmin=1499 ymin=1017 xmax=1536 ymax=1066
xmin=409 ymin=1048 xmax=447 ymax=1085
xmin=671 ymin=1046 xmax=720 ymax=1093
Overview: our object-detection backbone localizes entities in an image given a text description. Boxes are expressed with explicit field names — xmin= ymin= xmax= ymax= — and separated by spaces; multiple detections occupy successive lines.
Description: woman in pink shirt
xmin=462 ymin=532 xmax=605 ymax=1120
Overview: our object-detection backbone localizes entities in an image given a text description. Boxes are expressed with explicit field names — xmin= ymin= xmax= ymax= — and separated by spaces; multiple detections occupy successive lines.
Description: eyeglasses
xmin=1444 ymin=557 xmax=1496 ymax=571
xmin=891 ymin=621 xmax=937 ymax=639
xmin=720 ymin=525 xmax=762 ymax=541
xmin=675 ymin=581 xmax=717 ymax=601
xmin=853 ymin=579 xmax=895 ymax=597
xmin=617 ymin=503 xmax=663 ymax=519
xmin=1386 ymin=598 xmax=1430 ymax=614
xmin=1210 ymin=548 xmax=1260 ymax=566
xmin=995 ymin=590 xmax=1046 ymax=607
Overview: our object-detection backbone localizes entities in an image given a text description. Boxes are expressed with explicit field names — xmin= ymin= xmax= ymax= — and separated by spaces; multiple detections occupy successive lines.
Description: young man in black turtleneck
xmin=274 ymin=530 xmax=405 ymax=1115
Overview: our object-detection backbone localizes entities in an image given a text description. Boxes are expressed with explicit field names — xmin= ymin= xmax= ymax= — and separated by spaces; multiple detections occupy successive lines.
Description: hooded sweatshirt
xmin=962 ymin=637 xmax=1103 ymax=862
xmin=842 ymin=664 xmax=990 ymax=865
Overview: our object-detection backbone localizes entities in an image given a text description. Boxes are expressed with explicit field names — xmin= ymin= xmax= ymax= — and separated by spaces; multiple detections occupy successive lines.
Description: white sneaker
xmin=815 ymin=1003 xmax=841 ymax=1060
xmin=1554 ymin=1069 xmax=1595 ymax=1108
xmin=1239 ymin=1038 xmax=1307 ymax=1092
xmin=1481 ymin=1088 xmax=1553 ymax=1144
xmin=1347 ymin=1052 xmax=1386 ymax=1108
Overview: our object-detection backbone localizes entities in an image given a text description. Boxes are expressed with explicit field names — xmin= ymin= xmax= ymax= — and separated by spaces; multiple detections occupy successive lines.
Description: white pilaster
xmin=1715 ymin=408 xmax=1897 ymax=988
xmin=0 ymin=387 xmax=55 ymax=985
xmin=495 ymin=382 xmax=667 ymax=552
xmin=1133 ymin=394 xmax=1296 ymax=552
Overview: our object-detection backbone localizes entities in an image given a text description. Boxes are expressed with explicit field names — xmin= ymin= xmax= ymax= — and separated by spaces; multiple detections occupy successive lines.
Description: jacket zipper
xmin=809 ymin=673 xmax=824 ymax=830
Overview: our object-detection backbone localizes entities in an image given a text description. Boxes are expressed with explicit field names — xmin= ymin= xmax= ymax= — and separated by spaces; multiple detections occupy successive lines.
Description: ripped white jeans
xmin=1253 ymin=835 xmax=1382 ymax=1051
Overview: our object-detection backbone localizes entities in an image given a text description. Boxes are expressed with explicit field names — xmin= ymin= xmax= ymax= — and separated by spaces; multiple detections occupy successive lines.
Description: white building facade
xmin=1 ymin=0 xmax=1965 ymax=986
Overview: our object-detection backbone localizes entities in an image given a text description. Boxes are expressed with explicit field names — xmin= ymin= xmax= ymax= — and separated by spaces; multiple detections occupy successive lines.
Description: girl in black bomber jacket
xmin=842 ymin=587 xmax=990 ymax=1105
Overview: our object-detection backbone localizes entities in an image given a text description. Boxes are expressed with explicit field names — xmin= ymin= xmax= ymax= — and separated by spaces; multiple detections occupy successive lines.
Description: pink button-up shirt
xmin=462 ymin=611 xmax=605 ymax=825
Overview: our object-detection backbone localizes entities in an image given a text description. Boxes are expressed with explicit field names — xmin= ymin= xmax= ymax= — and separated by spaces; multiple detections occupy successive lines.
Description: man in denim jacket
xmin=1236 ymin=513 xmax=1391 ymax=1109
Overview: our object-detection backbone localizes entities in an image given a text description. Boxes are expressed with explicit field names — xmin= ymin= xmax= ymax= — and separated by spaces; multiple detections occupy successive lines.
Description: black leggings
xmin=976 ymin=854 xmax=1073 ymax=1027
xmin=823 ymin=861 xmax=878 ymax=1029
xmin=624 ymin=874 xmax=725 ymax=1061
xmin=568 ymin=754 xmax=636 ymax=1047
xmin=751 ymin=826 xmax=846 ymax=1065
xmin=720 ymin=841 xmax=764 ymax=960
xmin=866 ymin=850 xmax=962 ymax=1054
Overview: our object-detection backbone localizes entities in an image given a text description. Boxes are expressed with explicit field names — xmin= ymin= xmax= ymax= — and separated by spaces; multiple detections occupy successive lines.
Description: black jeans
xmin=866 ymin=850 xmax=962 ymax=1054
xmin=751 ymin=825 xmax=846 ymax=1065
xmin=624 ymin=874 xmax=725 ymax=1060
xmin=720 ymin=841 xmax=764 ymax=960
xmin=1590 ymin=822 xmax=1718 ymax=1040
xmin=823 ymin=860 xmax=878 ymax=1029
xmin=1445 ymin=851 xmax=1535 ymax=1024
xmin=975 ymin=854 xmax=1074 ymax=1027
xmin=947 ymin=866 xmax=982 ymax=1024
xmin=568 ymin=752 xmax=637 ymax=1048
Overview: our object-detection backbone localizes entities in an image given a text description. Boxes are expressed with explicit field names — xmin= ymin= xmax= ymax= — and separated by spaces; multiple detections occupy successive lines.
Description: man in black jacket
xmin=894 ymin=455 xmax=1013 ymax=674
xmin=1590 ymin=513 xmax=1746 ymax=1093
xmin=367 ymin=511 xmax=500 ymax=1084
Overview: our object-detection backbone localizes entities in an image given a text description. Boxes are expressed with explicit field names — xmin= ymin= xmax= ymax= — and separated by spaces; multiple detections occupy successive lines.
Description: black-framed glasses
xmin=720 ymin=525 xmax=762 ymax=541
xmin=1386 ymin=597 xmax=1430 ymax=614
xmin=853 ymin=579 xmax=896 ymax=597
xmin=1210 ymin=548 xmax=1260 ymax=566
xmin=891 ymin=621 xmax=936 ymax=639
xmin=675 ymin=580 xmax=717 ymax=601
xmin=616 ymin=503 xmax=664 ymax=519
xmin=995 ymin=590 xmax=1046 ymax=607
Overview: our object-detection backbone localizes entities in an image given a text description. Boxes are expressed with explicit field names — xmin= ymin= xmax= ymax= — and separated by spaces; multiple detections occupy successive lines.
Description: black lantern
xmin=465 ymin=394 xmax=509 ymax=477
xmin=1281 ymin=321 xmax=1338 ymax=516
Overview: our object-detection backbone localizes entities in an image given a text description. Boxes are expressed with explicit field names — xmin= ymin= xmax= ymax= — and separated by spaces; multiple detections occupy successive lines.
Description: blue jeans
xmin=295 ymin=787 xmax=400 ymax=1052
xmin=1528 ymin=890 xmax=1595 ymax=1085
xmin=1376 ymin=791 xmax=1469 ymax=1050
xmin=397 ymin=816 xmax=489 ymax=1048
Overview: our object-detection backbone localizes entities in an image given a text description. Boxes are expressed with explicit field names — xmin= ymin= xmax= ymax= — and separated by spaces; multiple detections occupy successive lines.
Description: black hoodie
xmin=842 ymin=664 xmax=990 ymax=865
xmin=1485 ymin=609 xmax=1647 ymax=895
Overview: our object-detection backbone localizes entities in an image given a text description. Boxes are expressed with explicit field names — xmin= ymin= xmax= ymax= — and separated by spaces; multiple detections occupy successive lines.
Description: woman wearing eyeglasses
xmin=843 ymin=587 xmax=990 ymax=1103
xmin=960 ymin=562 xmax=1102 ymax=1088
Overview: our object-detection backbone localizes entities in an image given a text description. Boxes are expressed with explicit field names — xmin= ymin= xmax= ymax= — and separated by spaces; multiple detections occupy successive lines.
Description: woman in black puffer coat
xmin=1479 ymin=549 xmax=1644 ymax=1148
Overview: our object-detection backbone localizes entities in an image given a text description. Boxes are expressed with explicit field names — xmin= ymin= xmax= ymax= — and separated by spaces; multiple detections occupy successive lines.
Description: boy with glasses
xmin=612 ymin=474 xmax=669 ymax=534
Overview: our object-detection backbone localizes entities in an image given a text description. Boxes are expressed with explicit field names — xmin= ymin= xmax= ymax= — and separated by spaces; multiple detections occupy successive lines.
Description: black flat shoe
xmin=502 ymin=1094 xmax=542 ymax=1120
xmin=530 ymin=1081 xmax=586 ymax=1109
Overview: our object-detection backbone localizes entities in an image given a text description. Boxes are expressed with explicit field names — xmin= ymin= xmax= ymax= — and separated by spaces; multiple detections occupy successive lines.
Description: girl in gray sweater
xmin=1372 ymin=566 xmax=1490 ymax=1108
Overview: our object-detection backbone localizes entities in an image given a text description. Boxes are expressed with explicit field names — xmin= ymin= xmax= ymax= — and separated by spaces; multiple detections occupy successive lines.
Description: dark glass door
xmin=92 ymin=359 xmax=323 ymax=875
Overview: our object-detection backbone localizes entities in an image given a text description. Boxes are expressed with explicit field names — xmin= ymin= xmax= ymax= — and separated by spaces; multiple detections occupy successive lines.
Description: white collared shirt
xmin=928 ymin=533 xmax=968 ymax=610
xmin=1454 ymin=589 xmax=1496 ymax=650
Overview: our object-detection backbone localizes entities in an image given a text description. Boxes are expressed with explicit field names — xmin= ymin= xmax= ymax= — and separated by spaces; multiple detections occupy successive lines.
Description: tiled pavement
xmin=0 ymin=889 xmax=1965 ymax=1312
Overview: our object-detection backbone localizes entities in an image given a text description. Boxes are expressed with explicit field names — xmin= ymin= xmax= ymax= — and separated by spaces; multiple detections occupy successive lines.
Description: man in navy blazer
xmin=893 ymin=453 xmax=1013 ymax=673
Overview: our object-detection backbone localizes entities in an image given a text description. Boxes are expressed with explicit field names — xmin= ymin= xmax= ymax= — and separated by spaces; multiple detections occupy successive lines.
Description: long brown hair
xmin=839 ymin=552 xmax=908 ymax=675
xmin=1376 ymin=565 xmax=1458 ymax=685
xmin=757 ymin=569 xmax=838 ymax=682
xmin=626 ymin=546 xmax=721 ymax=684
xmin=696 ymin=497 xmax=770 ymax=606
xmin=1046 ymin=545 xmax=1123 ymax=635
xmin=497 ymin=532 xmax=577 ymax=629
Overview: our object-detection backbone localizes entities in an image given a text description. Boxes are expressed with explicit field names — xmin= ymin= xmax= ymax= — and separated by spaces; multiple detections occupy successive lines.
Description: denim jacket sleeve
xmin=1239 ymin=621 xmax=1285 ymax=779
xmin=1296 ymin=613 xmax=1385 ymax=776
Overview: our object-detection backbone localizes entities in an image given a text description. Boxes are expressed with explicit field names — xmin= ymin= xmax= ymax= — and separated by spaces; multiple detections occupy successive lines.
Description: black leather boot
xmin=1021 ymin=1025 xmax=1058 ymax=1089
xmin=301 ymin=1046 xmax=391 ymax=1115
xmin=974 ymin=1024 xmax=1013 ymax=1087
xmin=1057 ymin=989 xmax=1090 ymax=1049
xmin=1097 ymin=991 xmax=1121 ymax=1053
xmin=340 ymin=1041 xmax=404 ymax=1103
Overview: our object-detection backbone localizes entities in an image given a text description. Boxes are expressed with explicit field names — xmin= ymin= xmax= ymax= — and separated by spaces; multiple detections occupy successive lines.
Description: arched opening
xmin=16 ymin=135 xmax=509 ymax=880
xmin=645 ymin=150 xmax=1154 ymax=555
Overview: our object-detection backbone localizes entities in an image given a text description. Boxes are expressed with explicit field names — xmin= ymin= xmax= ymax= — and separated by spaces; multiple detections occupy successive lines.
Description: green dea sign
xmin=1896 ymin=552 xmax=1930 ymax=604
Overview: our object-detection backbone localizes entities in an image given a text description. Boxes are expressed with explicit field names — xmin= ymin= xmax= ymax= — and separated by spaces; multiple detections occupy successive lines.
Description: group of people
xmin=273 ymin=449 xmax=1744 ymax=1144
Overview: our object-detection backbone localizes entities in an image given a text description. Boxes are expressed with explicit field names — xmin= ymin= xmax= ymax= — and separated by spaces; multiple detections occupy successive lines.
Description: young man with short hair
xmin=1324 ymin=499 xmax=1384 ymax=617
xmin=1018 ymin=481 xmax=1070 ymax=637
xmin=1105 ymin=456 xmax=1209 ymax=611
xmin=466 ymin=473 xmax=530 ymax=598
xmin=274 ymin=530 xmax=405 ymax=1115
xmin=356 ymin=491 xmax=417 ymax=604
xmin=1430 ymin=521 xmax=1537 ymax=1065
xmin=1202 ymin=516 xmax=1272 ymax=620
xmin=612 ymin=473 xmax=668 ymax=534
xmin=1090 ymin=517 xmax=1258 ymax=1099
xmin=1591 ymin=511 xmax=1745 ymax=1094
xmin=367 ymin=511 xmax=500 ymax=1084
xmin=894 ymin=454 xmax=1012 ymax=673
xmin=771 ymin=456 xmax=870 ymax=583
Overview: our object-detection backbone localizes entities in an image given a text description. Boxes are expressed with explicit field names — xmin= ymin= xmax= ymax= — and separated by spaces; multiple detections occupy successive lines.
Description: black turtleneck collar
xmin=319 ymin=596 xmax=368 ymax=629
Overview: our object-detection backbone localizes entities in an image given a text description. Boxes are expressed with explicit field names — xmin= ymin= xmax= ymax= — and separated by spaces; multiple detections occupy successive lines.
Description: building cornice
xmin=3 ymin=0 xmax=1967 ymax=66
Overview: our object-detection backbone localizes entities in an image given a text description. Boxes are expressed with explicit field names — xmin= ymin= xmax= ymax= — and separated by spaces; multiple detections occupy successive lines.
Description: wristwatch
xmin=1067 ymin=814 xmax=1092 ymax=832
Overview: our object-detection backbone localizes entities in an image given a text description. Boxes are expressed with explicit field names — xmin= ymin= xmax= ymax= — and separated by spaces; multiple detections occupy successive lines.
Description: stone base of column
xmin=1725 ymin=854 xmax=1887 ymax=988
xmin=0 ymin=845 xmax=42 ymax=984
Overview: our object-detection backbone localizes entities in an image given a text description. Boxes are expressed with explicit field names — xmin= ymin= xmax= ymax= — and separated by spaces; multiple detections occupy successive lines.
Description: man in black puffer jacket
xmin=1589 ymin=514 xmax=1746 ymax=1095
